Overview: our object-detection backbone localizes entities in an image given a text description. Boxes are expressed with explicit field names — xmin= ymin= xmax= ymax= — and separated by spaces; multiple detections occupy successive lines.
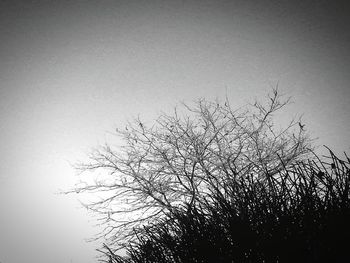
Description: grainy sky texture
xmin=0 ymin=1 xmax=349 ymax=262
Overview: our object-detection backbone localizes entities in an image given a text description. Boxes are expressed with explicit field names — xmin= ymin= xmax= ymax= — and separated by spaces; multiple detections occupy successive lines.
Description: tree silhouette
xmin=71 ymin=89 xmax=312 ymax=254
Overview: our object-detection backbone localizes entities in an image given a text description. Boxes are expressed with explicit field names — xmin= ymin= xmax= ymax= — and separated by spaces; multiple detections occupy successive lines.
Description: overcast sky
xmin=1 ymin=1 xmax=349 ymax=262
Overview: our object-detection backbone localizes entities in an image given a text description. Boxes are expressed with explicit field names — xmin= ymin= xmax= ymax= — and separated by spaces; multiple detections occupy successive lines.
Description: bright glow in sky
xmin=1 ymin=1 xmax=349 ymax=262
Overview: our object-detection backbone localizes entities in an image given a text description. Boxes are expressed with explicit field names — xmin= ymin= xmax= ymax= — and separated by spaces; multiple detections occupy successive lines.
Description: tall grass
xmin=104 ymin=149 xmax=350 ymax=262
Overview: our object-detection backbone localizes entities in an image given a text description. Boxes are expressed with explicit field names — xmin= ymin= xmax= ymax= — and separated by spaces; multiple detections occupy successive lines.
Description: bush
xmin=105 ymin=148 xmax=350 ymax=263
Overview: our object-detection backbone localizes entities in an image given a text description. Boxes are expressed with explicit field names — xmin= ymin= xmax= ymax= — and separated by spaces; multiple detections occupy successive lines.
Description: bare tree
xmin=71 ymin=89 xmax=312 ymax=250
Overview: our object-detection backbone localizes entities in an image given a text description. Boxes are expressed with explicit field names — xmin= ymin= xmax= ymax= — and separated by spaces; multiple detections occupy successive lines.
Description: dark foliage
xmin=104 ymin=148 xmax=350 ymax=263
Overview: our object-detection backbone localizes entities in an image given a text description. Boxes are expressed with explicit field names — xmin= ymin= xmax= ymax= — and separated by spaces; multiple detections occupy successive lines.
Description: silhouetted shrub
xmin=104 ymin=148 xmax=350 ymax=263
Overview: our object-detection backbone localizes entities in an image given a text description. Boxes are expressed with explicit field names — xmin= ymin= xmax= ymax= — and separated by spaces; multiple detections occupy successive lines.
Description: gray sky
xmin=1 ymin=1 xmax=349 ymax=262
